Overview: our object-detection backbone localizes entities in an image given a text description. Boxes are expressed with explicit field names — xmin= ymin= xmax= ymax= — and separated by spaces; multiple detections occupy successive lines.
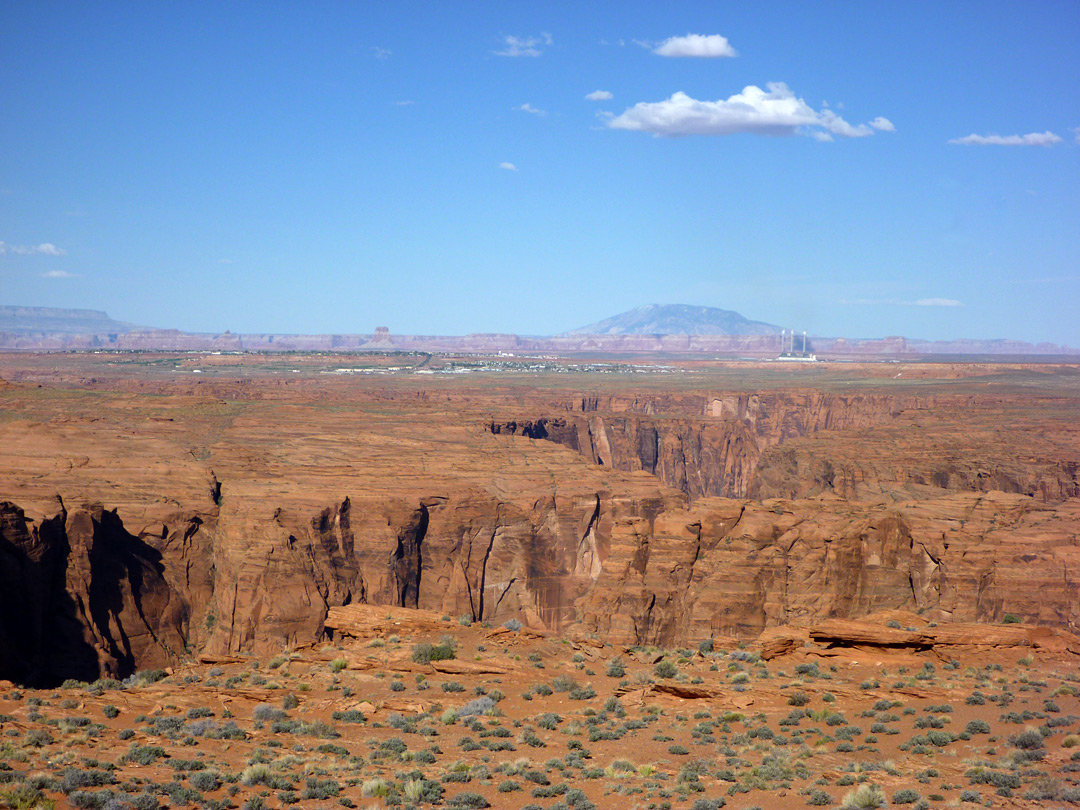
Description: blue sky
xmin=2 ymin=2 xmax=1078 ymax=344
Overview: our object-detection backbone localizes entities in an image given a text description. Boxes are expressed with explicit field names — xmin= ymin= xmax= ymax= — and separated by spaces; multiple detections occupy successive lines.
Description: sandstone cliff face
xmin=0 ymin=486 xmax=683 ymax=685
xmin=574 ymin=492 xmax=1080 ymax=647
xmin=491 ymin=391 xmax=1080 ymax=503
xmin=0 ymin=499 xmax=189 ymax=685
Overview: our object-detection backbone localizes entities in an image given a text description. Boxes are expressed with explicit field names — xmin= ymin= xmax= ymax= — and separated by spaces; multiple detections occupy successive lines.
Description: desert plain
xmin=1 ymin=351 xmax=1079 ymax=810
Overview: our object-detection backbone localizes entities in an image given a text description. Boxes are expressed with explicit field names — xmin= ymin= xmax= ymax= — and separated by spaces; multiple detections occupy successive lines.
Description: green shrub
xmin=413 ymin=642 xmax=456 ymax=664
xmin=605 ymin=659 xmax=625 ymax=678
xmin=654 ymin=661 xmax=677 ymax=679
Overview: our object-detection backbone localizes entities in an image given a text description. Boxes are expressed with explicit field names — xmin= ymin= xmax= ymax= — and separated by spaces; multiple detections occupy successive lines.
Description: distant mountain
xmin=0 ymin=306 xmax=140 ymax=335
xmin=566 ymin=304 xmax=781 ymax=336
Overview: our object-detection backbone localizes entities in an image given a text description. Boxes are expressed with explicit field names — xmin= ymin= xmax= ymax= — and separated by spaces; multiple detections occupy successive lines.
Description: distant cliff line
xmin=0 ymin=328 xmax=1075 ymax=357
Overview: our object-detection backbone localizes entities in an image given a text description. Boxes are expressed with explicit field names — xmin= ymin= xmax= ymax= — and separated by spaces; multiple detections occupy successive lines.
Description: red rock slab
xmin=324 ymin=604 xmax=451 ymax=638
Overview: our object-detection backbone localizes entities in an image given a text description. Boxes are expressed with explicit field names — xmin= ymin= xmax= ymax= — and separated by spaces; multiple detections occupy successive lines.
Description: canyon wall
xmin=4 ymin=485 xmax=1077 ymax=686
xmin=1 ymin=362 xmax=1078 ymax=685
xmin=491 ymin=391 xmax=1079 ymax=502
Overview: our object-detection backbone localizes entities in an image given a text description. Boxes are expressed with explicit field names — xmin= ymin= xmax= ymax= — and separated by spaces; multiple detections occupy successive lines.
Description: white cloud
xmin=607 ymin=84 xmax=883 ymax=140
xmin=948 ymin=131 xmax=1061 ymax=146
xmin=494 ymin=33 xmax=552 ymax=57
xmin=498 ymin=162 xmax=518 ymax=171
xmin=841 ymin=297 xmax=963 ymax=307
xmin=654 ymin=34 xmax=737 ymax=58
xmin=915 ymin=298 xmax=963 ymax=307
xmin=0 ymin=241 xmax=67 ymax=256
xmin=585 ymin=90 xmax=613 ymax=101
xmin=1072 ymin=126 xmax=1080 ymax=145
xmin=392 ymin=100 xmax=415 ymax=106
xmin=371 ymin=46 xmax=391 ymax=60
xmin=869 ymin=116 xmax=895 ymax=132
xmin=519 ymin=103 xmax=545 ymax=116
xmin=41 ymin=269 xmax=79 ymax=278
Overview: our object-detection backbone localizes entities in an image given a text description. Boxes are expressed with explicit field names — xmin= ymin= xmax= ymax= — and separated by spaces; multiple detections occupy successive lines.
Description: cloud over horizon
xmin=841 ymin=297 xmax=964 ymax=308
xmin=949 ymin=131 xmax=1061 ymax=146
xmin=654 ymin=34 xmax=737 ymax=58
xmin=494 ymin=33 xmax=552 ymax=57
xmin=0 ymin=241 xmax=67 ymax=256
xmin=915 ymin=298 xmax=963 ymax=307
xmin=607 ymin=84 xmax=888 ymax=140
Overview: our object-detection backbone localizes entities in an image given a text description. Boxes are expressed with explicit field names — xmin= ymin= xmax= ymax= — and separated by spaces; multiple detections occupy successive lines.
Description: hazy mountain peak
xmin=565 ymin=304 xmax=781 ymax=336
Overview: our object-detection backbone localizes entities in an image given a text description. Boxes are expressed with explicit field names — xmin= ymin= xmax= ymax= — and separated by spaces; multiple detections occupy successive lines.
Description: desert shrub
xmin=654 ymin=661 xmax=677 ymax=679
xmin=965 ymin=719 xmax=990 ymax=735
xmin=23 ymin=729 xmax=53 ymax=747
xmin=840 ymin=783 xmax=886 ymax=809
xmin=787 ymin=692 xmax=810 ymax=706
xmin=300 ymin=777 xmax=340 ymax=800
xmin=503 ymin=619 xmax=522 ymax=631
xmin=691 ymin=799 xmax=725 ymax=810
xmin=329 ymin=658 xmax=347 ymax=672
xmin=498 ymin=780 xmax=521 ymax=792
xmin=892 ymin=788 xmax=920 ymax=804
xmin=1002 ymin=613 xmax=1020 ymax=624
xmin=458 ymin=697 xmax=496 ymax=717
xmin=926 ymin=730 xmax=954 ymax=747
xmin=442 ymin=682 xmax=466 ymax=693
xmin=551 ymin=675 xmax=577 ymax=693
xmin=794 ymin=663 xmax=820 ymax=678
xmin=124 ymin=745 xmax=167 ymax=766
xmin=605 ymin=659 xmax=626 ymax=678
xmin=965 ymin=768 xmax=1020 ymax=788
xmin=806 ymin=789 xmax=832 ymax=805
xmin=380 ymin=737 xmax=408 ymax=754
xmin=330 ymin=710 xmax=365 ymax=724
xmin=360 ymin=778 xmax=389 ymax=798
xmin=281 ymin=694 xmax=299 ymax=710
xmin=59 ymin=768 xmax=116 ymax=794
xmin=1012 ymin=729 xmax=1045 ymax=750
xmin=448 ymin=791 xmax=489 ymax=808
xmin=190 ymin=772 xmax=221 ymax=792
xmin=252 ymin=705 xmax=287 ymax=723
xmin=240 ymin=765 xmax=271 ymax=787
xmin=130 ymin=670 xmax=167 ymax=686
xmin=413 ymin=641 xmax=456 ymax=664
xmin=568 ymin=685 xmax=596 ymax=700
